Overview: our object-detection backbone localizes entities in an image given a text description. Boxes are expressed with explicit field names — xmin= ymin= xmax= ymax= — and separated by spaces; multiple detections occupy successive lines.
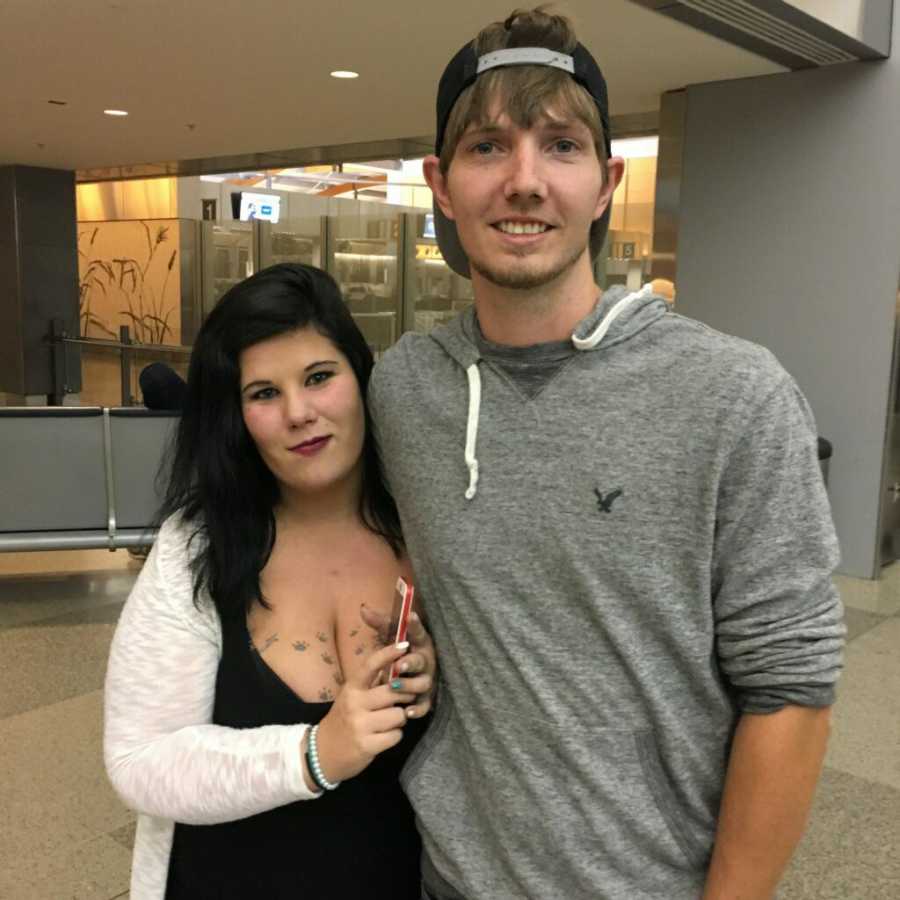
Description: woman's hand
xmin=310 ymin=640 xmax=417 ymax=788
xmin=360 ymin=604 xmax=437 ymax=721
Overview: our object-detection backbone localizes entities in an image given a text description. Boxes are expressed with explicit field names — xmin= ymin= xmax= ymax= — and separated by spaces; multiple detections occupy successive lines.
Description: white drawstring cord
xmin=572 ymin=284 xmax=653 ymax=351
xmin=464 ymin=363 xmax=482 ymax=500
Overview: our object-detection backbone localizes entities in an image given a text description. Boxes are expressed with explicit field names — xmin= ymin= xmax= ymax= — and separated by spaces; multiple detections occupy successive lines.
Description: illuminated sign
xmin=416 ymin=244 xmax=444 ymax=261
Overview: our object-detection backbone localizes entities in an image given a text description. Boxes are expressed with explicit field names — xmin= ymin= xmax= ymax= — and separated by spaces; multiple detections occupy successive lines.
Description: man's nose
xmin=504 ymin=143 xmax=546 ymax=201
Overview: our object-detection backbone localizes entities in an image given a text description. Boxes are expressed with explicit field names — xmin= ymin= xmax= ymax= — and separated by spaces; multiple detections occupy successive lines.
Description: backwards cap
xmin=432 ymin=41 xmax=613 ymax=278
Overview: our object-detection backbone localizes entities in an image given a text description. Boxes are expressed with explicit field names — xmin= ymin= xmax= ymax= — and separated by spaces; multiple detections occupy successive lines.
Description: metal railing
xmin=49 ymin=319 xmax=191 ymax=406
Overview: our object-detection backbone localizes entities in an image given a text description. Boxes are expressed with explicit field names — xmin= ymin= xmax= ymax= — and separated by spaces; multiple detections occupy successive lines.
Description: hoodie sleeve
xmin=711 ymin=374 xmax=845 ymax=714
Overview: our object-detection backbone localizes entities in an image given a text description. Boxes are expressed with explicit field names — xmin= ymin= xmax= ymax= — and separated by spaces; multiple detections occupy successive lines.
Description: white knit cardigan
xmin=103 ymin=516 xmax=319 ymax=899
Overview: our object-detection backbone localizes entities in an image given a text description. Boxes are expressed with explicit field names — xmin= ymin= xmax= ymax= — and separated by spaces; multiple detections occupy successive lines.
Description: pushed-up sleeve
xmin=712 ymin=374 xmax=845 ymax=714
xmin=103 ymin=519 xmax=319 ymax=825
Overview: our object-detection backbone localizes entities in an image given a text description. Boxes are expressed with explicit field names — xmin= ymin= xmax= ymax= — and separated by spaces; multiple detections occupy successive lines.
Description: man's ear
xmin=593 ymin=156 xmax=625 ymax=221
xmin=423 ymin=155 xmax=455 ymax=221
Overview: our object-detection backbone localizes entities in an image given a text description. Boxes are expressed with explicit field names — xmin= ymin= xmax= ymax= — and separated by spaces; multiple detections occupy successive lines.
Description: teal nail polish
xmin=391 ymin=679 xmax=403 ymax=691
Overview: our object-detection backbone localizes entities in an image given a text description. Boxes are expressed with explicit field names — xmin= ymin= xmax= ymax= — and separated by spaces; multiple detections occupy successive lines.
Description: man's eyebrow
xmin=240 ymin=360 xmax=339 ymax=395
xmin=464 ymin=122 xmax=507 ymax=135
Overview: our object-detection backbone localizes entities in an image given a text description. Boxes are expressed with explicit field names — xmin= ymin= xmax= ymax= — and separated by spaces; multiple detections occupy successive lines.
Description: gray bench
xmin=0 ymin=407 xmax=177 ymax=551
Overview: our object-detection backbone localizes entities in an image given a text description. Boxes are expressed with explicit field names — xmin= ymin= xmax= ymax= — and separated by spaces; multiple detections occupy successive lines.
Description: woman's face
xmin=239 ymin=326 xmax=366 ymax=498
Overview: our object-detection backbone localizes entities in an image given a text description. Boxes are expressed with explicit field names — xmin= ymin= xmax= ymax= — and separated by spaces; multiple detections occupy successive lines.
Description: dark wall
xmin=0 ymin=166 xmax=81 ymax=397
xmin=674 ymin=45 xmax=900 ymax=577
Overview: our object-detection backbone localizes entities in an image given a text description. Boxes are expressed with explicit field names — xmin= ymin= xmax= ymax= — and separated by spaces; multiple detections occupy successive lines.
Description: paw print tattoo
xmin=259 ymin=633 xmax=279 ymax=653
xmin=321 ymin=652 xmax=335 ymax=665
xmin=292 ymin=640 xmax=308 ymax=652
xmin=354 ymin=644 xmax=366 ymax=656
xmin=319 ymin=687 xmax=334 ymax=702
xmin=349 ymin=628 xmax=359 ymax=637
xmin=316 ymin=631 xmax=328 ymax=643
xmin=333 ymin=672 xmax=344 ymax=686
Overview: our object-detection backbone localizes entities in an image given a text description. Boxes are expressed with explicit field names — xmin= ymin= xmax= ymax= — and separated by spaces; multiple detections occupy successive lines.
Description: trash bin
xmin=817 ymin=437 xmax=832 ymax=487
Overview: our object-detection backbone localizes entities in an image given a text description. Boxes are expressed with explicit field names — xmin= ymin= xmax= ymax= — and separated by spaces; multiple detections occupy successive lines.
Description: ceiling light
xmin=104 ymin=109 xmax=129 ymax=117
xmin=330 ymin=70 xmax=359 ymax=79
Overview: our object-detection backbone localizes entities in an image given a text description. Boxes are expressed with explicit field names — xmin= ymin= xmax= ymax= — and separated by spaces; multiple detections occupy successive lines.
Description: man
xmin=369 ymin=8 xmax=845 ymax=899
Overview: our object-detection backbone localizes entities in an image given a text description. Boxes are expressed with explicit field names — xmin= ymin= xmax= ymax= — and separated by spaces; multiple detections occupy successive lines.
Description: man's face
xmin=427 ymin=107 xmax=617 ymax=291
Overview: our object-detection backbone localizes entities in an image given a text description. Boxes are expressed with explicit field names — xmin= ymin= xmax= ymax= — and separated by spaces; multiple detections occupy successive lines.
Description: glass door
xmin=328 ymin=213 xmax=401 ymax=359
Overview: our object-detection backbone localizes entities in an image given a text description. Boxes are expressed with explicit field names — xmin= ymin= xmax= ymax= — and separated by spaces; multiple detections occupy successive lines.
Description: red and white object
xmin=388 ymin=576 xmax=415 ymax=682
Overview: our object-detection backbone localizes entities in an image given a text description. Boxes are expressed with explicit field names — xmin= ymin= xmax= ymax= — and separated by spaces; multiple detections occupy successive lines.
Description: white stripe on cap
xmin=476 ymin=47 xmax=575 ymax=75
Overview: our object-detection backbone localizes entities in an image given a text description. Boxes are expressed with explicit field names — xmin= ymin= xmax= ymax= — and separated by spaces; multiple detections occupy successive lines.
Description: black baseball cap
xmin=432 ymin=41 xmax=613 ymax=278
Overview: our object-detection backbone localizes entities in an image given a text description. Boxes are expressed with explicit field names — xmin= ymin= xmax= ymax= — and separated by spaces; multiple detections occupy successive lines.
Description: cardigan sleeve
xmin=103 ymin=516 xmax=320 ymax=825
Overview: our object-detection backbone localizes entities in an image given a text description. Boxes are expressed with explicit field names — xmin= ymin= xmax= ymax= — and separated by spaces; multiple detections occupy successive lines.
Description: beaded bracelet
xmin=306 ymin=724 xmax=340 ymax=792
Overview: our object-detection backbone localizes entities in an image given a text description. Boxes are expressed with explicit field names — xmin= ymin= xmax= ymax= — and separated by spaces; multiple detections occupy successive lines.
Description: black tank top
xmin=166 ymin=610 xmax=427 ymax=899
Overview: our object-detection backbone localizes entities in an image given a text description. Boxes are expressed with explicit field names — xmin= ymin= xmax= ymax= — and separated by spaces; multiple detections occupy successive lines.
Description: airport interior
xmin=1 ymin=1 xmax=898 ymax=898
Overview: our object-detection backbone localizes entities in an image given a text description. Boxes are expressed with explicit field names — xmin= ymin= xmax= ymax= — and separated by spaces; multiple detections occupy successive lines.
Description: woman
xmin=104 ymin=263 xmax=435 ymax=900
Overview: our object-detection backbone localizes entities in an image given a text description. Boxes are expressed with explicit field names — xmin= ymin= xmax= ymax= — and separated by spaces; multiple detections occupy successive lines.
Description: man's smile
xmin=493 ymin=219 xmax=552 ymax=235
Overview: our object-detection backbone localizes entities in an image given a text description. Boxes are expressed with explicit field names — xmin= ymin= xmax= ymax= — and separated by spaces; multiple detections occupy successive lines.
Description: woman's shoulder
xmin=154 ymin=511 xmax=206 ymax=573
xmin=137 ymin=512 xmax=218 ymax=638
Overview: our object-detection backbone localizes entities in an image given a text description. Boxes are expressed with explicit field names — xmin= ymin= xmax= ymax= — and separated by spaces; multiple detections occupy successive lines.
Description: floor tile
xmin=0 ymin=618 xmax=119 ymax=717
xmin=0 ymin=691 xmax=134 ymax=867
xmin=779 ymin=767 xmax=900 ymax=899
xmin=0 ymin=570 xmax=136 ymax=629
xmin=843 ymin=606 xmax=888 ymax=643
xmin=0 ymin=833 xmax=132 ymax=900
xmin=0 ymin=548 xmax=138 ymax=578
xmin=826 ymin=617 xmax=900 ymax=791
xmin=835 ymin=565 xmax=900 ymax=616
xmin=108 ymin=820 xmax=136 ymax=852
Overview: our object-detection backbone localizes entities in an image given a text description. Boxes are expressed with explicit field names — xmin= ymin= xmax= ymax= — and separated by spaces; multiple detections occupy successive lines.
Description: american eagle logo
xmin=594 ymin=488 xmax=623 ymax=513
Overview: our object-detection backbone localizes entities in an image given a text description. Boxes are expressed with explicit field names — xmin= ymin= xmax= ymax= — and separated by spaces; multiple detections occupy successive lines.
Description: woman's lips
xmin=289 ymin=436 xmax=331 ymax=456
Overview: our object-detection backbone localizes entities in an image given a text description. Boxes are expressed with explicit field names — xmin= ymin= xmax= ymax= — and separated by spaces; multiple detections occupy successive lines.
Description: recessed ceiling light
xmin=330 ymin=70 xmax=359 ymax=79
xmin=104 ymin=109 xmax=129 ymax=117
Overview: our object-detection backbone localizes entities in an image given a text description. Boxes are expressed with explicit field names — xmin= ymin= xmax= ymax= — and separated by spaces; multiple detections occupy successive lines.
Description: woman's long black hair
xmin=159 ymin=263 xmax=403 ymax=621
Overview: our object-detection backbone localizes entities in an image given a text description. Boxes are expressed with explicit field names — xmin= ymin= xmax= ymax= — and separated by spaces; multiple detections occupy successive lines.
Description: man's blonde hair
xmin=438 ymin=6 xmax=607 ymax=177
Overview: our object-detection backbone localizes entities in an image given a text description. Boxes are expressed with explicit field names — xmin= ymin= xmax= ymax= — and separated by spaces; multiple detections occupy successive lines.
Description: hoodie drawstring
xmin=572 ymin=283 xmax=653 ymax=351
xmin=461 ymin=284 xmax=655 ymax=499
xmin=464 ymin=363 xmax=482 ymax=500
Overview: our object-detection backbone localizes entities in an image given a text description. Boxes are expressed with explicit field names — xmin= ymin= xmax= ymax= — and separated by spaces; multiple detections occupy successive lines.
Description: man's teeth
xmin=496 ymin=221 xmax=549 ymax=235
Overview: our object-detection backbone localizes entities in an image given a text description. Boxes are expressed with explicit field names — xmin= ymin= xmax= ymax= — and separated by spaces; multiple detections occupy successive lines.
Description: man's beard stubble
xmin=468 ymin=239 xmax=588 ymax=292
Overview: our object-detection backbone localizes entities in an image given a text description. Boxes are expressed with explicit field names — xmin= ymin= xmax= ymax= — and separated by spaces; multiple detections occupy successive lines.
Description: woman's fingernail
xmin=398 ymin=661 xmax=409 ymax=673
xmin=406 ymin=707 xmax=416 ymax=717
xmin=396 ymin=640 xmax=410 ymax=651
xmin=390 ymin=679 xmax=403 ymax=691
xmin=410 ymin=612 xmax=420 ymax=622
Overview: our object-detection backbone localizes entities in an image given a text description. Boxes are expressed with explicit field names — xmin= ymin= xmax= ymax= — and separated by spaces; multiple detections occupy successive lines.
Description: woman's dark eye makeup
xmin=306 ymin=369 xmax=335 ymax=387
xmin=244 ymin=366 xmax=337 ymax=400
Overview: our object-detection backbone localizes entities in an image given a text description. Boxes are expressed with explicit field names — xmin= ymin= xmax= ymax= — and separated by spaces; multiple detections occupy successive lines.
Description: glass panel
xmin=602 ymin=137 xmax=671 ymax=303
xmin=330 ymin=213 xmax=400 ymax=359
xmin=405 ymin=211 xmax=474 ymax=333
xmin=259 ymin=217 xmax=323 ymax=269
xmin=200 ymin=220 xmax=255 ymax=316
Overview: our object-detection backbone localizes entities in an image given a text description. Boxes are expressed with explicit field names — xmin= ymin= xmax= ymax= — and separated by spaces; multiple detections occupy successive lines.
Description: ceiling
xmin=0 ymin=0 xmax=784 ymax=178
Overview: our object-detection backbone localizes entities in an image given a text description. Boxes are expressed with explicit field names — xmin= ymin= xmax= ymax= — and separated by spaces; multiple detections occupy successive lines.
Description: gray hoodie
xmin=369 ymin=285 xmax=844 ymax=900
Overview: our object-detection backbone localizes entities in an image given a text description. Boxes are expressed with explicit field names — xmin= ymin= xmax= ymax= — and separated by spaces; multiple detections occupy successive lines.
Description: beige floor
xmin=0 ymin=563 xmax=897 ymax=900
